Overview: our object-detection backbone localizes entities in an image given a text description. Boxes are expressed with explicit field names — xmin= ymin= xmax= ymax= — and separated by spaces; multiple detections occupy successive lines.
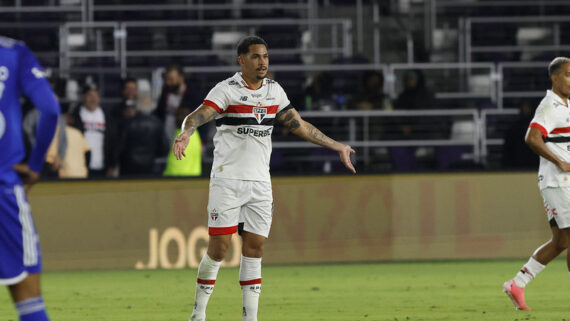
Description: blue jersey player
xmin=0 ymin=36 xmax=59 ymax=321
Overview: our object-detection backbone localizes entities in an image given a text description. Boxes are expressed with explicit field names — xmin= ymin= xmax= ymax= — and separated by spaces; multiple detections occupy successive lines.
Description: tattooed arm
xmin=173 ymin=105 xmax=218 ymax=160
xmin=276 ymin=107 xmax=356 ymax=173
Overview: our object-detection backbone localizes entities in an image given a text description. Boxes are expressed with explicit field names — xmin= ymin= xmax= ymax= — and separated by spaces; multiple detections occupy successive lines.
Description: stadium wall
xmin=30 ymin=173 xmax=549 ymax=271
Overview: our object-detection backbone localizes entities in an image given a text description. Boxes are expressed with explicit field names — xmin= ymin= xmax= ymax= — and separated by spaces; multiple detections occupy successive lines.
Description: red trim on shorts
xmin=197 ymin=278 xmax=216 ymax=285
xmin=209 ymin=225 xmax=238 ymax=235
xmin=203 ymin=100 xmax=223 ymax=113
xmin=240 ymin=278 xmax=262 ymax=286
xmin=225 ymin=105 xmax=279 ymax=114
xmin=529 ymin=122 xmax=547 ymax=137
xmin=551 ymin=127 xmax=570 ymax=134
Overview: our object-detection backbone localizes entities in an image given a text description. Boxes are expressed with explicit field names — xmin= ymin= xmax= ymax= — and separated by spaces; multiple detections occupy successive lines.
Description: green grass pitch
xmin=1 ymin=260 xmax=569 ymax=321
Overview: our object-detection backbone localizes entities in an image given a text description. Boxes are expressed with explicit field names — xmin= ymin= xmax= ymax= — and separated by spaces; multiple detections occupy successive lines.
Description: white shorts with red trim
xmin=207 ymin=178 xmax=273 ymax=237
xmin=541 ymin=187 xmax=570 ymax=229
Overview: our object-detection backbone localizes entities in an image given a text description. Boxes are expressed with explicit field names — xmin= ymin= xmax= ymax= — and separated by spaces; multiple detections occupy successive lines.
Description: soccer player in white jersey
xmin=503 ymin=57 xmax=570 ymax=310
xmin=173 ymin=36 xmax=356 ymax=321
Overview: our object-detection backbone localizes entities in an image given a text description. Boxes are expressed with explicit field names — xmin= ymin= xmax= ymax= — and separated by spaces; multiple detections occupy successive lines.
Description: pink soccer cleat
xmin=503 ymin=280 xmax=531 ymax=311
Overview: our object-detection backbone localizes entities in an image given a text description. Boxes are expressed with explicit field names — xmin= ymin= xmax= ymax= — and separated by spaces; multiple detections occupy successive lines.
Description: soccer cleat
xmin=502 ymin=280 xmax=531 ymax=311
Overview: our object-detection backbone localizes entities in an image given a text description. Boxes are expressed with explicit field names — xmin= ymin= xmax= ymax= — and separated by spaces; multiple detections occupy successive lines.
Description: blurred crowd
xmin=24 ymin=65 xmax=203 ymax=179
xmin=25 ymin=64 xmax=534 ymax=180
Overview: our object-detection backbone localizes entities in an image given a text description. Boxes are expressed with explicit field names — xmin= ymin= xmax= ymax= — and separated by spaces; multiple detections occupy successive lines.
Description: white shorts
xmin=541 ymin=187 xmax=570 ymax=229
xmin=207 ymin=178 xmax=273 ymax=237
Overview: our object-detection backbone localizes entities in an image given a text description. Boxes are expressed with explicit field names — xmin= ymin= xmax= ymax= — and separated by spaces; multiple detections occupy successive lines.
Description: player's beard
xmin=256 ymin=70 xmax=267 ymax=80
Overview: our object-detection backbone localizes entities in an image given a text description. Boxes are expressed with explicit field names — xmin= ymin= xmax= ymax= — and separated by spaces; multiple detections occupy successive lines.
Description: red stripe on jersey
xmin=197 ymin=278 xmax=216 ymax=285
xmin=225 ymin=105 xmax=279 ymax=114
xmin=203 ymin=100 xmax=223 ymax=113
xmin=551 ymin=127 xmax=570 ymax=134
xmin=529 ymin=122 xmax=547 ymax=137
xmin=239 ymin=278 xmax=262 ymax=286
xmin=209 ymin=226 xmax=238 ymax=235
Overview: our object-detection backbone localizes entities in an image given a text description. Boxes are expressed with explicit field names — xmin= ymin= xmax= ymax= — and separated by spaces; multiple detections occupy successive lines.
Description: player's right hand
xmin=13 ymin=163 xmax=40 ymax=194
xmin=173 ymin=131 xmax=191 ymax=160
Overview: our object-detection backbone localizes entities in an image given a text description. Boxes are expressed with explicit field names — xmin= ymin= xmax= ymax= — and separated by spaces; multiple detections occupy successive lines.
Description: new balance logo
xmin=240 ymin=96 xmax=248 ymax=102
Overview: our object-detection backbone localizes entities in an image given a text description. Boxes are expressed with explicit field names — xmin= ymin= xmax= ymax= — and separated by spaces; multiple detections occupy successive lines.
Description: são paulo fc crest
xmin=210 ymin=209 xmax=218 ymax=221
xmin=253 ymin=103 xmax=267 ymax=124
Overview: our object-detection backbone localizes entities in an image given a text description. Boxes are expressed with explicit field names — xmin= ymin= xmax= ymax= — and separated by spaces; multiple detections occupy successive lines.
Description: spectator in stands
xmin=349 ymin=70 xmax=392 ymax=110
xmin=70 ymin=86 xmax=117 ymax=177
xmin=46 ymin=114 xmax=90 ymax=179
xmin=118 ymin=95 xmax=170 ymax=176
xmin=154 ymin=64 xmax=201 ymax=141
xmin=502 ymin=100 xmax=539 ymax=169
xmin=163 ymin=106 xmax=202 ymax=177
xmin=303 ymin=72 xmax=336 ymax=111
xmin=394 ymin=69 xmax=436 ymax=110
xmin=23 ymin=88 xmax=68 ymax=178
xmin=390 ymin=70 xmax=438 ymax=170
xmin=111 ymin=77 xmax=138 ymax=126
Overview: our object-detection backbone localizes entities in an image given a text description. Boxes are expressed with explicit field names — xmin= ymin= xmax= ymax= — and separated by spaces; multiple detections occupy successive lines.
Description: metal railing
xmin=497 ymin=61 xmax=549 ymax=109
xmin=465 ymin=16 xmax=570 ymax=63
xmin=291 ymin=109 xmax=481 ymax=166
xmin=480 ymin=108 xmax=520 ymax=165
xmin=386 ymin=62 xmax=497 ymax=104
xmin=58 ymin=18 xmax=352 ymax=77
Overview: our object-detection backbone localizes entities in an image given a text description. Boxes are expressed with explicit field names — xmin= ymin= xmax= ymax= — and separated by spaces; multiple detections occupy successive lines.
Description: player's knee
xmin=242 ymin=242 xmax=264 ymax=258
xmin=207 ymin=239 xmax=231 ymax=261
xmin=8 ymin=276 xmax=41 ymax=302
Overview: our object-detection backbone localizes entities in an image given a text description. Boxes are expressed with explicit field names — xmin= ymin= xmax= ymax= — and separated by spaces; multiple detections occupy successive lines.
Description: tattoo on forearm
xmin=183 ymin=106 xmax=216 ymax=132
xmin=305 ymin=122 xmax=334 ymax=146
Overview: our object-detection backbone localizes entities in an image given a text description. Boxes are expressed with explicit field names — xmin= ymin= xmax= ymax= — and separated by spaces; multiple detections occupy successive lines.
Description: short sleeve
xmin=529 ymin=105 xmax=553 ymax=137
xmin=17 ymin=43 xmax=50 ymax=97
xmin=275 ymin=82 xmax=291 ymax=113
xmin=203 ymin=82 xmax=229 ymax=113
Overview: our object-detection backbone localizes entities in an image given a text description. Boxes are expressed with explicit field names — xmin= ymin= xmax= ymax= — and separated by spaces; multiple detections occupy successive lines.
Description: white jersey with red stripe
xmin=529 ymin=90 xmax=570 ymax=189
xmin=202 ymin=72 xmax=291 ymax=182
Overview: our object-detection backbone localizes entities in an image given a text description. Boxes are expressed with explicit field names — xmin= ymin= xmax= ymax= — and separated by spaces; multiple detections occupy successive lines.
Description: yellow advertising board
xmin=29 ymin=173 xmax=548 ymax=271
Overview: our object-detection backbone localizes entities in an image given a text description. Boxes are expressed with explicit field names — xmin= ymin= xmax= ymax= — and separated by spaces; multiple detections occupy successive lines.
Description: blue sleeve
xmin=17 ymin=44 xmax=60 ymax=172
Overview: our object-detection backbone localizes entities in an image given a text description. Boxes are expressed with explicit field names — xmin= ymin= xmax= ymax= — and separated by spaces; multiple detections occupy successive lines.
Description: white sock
xmin=190 ymin=254 xmax=222 ymax=320
xmin=239 ymin=256 xmax=262 ymax=321
xmin=514 ymin=257 xmax=545 ymax=287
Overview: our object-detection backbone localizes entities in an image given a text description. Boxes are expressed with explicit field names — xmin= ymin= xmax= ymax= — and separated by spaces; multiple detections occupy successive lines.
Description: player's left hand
xmin=339 ymin=144 xmax=356 ymax=174
xmin=13 ymin=163 xmax=40 ymax=194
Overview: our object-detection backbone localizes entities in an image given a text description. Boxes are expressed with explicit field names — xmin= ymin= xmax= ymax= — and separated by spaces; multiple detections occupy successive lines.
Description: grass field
xmin=1 ymin=260 xmax=569 ymax=321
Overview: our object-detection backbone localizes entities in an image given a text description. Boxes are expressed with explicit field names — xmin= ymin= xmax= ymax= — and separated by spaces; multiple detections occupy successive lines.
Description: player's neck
xmin=552 ymin=87 xmax=569 ymax=106
xmin=242 ymin=74 xmax=263 ymax=90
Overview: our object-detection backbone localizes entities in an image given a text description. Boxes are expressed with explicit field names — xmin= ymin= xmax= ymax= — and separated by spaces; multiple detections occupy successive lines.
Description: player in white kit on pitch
xmin=503 ymin=57 xmax=570 ymax=310
xmin=173 ymin=36 xmax=356 ymax=321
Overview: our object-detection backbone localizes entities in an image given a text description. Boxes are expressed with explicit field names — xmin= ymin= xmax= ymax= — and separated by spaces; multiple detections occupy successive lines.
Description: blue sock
xmin=15 ymin=297 xmax=50 ymax=321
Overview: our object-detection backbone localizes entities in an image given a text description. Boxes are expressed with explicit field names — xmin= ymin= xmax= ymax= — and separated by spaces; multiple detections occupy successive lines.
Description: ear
xmin=237 ymin=55 xmax=244 ymax=66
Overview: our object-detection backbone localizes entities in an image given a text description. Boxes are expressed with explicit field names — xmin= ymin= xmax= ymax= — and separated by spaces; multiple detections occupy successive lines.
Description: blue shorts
xmin=0 ymin=171 xmax=42 ymax=285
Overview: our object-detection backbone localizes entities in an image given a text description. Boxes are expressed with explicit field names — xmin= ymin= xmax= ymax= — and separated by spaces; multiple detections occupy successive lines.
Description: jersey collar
xmin=547 ymin=89 xmax=570 ymax=107
xmin=233 ymin=72 xmax=267 ymax=91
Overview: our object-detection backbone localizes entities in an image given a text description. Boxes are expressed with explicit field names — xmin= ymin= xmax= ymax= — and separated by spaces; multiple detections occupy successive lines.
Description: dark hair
xmin=122 ymin=77 xmax=137 ymax=87
xmin=82 ymin=84 xmax=98 ymax=95
xmin=166 ymin=64 xmax=184 ymax=77
xmin=548 ymin=57 xmax=570 ymax=77
xmin=236 ymin=36 xmax=267 ymax=56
